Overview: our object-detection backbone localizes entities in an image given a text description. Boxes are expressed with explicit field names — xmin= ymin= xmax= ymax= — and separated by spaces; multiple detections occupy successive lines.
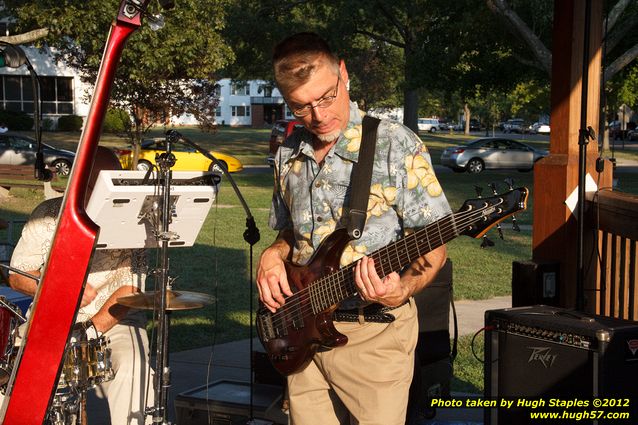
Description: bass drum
xmin=0 ymin=297 xmax=20 ymax=388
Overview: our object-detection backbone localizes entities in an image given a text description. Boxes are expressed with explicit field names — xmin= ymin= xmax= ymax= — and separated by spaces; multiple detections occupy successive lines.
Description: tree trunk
xmin=464 ymin=103 xmax=471 ymax=135
xmin=403 ymin=88 xmax=419 ymax=133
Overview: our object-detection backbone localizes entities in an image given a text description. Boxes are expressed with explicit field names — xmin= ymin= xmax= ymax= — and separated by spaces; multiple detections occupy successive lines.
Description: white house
xmin=172 ymin=78 xmax=295 ymax=128
xmin=0 ymin=41 xmax=295 ymax=129
xmin=0 ymin=44 xmax=91 ymax=124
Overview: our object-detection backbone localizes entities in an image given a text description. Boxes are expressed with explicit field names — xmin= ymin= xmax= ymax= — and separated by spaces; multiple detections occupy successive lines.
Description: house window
xmin=0 ymin=76 xmax=74 ymax=115
xmin=231 ymin=82 xmax=249 ymax=96
xmin=215 ymin=106 xmax=222 ymax=117
xmin=231 ymin=106 xmax=250 ymax=117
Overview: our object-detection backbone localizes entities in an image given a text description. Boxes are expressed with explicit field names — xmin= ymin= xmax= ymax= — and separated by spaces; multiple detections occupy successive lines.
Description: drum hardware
xmin=44 ymin=335 xmax=114 ymax=425
xmin=117 ymin=289 xmax=213 ymax=311
xmin=0 ymin=298 xmax=21 ymax=388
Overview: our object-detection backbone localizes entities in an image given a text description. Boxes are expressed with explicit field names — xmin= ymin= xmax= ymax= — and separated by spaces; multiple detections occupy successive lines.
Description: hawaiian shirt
xmin=270 ymin=101 xmax=452 ymax=271
xmin=10 ymin=197 xmax=147 ymax=323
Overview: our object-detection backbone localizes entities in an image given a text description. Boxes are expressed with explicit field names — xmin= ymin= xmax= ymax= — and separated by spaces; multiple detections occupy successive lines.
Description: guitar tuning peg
xmin=488 ymin=182 xmax=498 ymax=194
xmin=474 ymin=185 xmax=483 ymax=198
xmin=481 ymin=235 xmax=495 ymax=248
xmin=512 ymin=217 xmax=520 ymax=232
xmin=504 ymin=178 xmax=514 ymax=190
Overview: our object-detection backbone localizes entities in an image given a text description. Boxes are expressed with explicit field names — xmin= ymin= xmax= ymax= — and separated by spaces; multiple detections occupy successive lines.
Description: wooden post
xmin=532 ymin=0 xmax=612 ymax=310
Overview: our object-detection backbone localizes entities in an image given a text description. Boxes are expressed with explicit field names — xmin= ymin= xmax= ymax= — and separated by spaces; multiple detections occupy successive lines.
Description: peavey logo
xmin=528 ymin=346 xmax=557 ymax=368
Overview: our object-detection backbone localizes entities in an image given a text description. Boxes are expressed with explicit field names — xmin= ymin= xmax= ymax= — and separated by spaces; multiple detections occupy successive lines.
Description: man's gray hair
xmin=273 ymin=32 xmax=339 ymax=95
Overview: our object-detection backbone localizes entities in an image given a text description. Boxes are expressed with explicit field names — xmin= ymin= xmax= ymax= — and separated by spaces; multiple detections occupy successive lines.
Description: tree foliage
xmin=4 ymin=0 xmax=233 ymax=148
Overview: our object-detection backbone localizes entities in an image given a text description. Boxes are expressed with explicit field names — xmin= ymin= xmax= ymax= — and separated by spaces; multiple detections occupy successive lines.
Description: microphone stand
xmin=165 ymin=130 xmax=260 ymax=244
xmin=150 ymin=138 xmax=176 ymax=424
xmin=165 ymin=130 xmax=261 ymax=423
xmin=576 ymin=0 xmax=594 ymax=312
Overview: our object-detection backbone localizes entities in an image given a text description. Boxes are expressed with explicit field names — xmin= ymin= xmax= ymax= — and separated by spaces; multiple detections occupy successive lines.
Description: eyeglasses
xmin=290 ymin=74 xmax=340 ymax=117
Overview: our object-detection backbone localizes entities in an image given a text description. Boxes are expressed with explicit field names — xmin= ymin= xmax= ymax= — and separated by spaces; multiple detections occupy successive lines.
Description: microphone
xmin=0 ymin=44 xmax=27 ymax=68
xmin=34 ymin=152 xmax=53 ymax=182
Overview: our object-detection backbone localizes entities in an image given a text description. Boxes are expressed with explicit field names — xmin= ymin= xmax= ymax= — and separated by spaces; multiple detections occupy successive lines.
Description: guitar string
xmin=263 ymin=198 xmax=511 ymax=330
xmin=264 ymin=201 xmax=505 ymax=330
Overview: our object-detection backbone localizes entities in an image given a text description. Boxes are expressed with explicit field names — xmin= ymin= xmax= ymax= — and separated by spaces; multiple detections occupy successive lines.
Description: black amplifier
xmin=484 ymin=305 xmax=638 ymax=425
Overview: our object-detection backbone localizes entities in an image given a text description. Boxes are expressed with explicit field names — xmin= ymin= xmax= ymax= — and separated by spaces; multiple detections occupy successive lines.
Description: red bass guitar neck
xmin=0 ymin=2 xmax=149 ymax=423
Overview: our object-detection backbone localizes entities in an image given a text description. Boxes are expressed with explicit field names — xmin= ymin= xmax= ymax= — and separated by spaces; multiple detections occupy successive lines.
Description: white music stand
xmin=86 ymin=170 xmax=219 ymax=249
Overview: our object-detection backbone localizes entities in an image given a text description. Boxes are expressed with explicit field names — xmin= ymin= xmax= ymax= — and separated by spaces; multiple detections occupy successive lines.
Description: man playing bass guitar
xmin=257 ymin=32 xmax=451 ymax=425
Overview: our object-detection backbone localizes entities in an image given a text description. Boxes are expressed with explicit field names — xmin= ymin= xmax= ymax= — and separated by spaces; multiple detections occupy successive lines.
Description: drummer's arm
xmin=9 ymin=271 xmax=98 ymax=308
xmin=8 ymin=271 xmax=39 ymax=297
xmin=90 ymin=285 xmax=140 ymax=334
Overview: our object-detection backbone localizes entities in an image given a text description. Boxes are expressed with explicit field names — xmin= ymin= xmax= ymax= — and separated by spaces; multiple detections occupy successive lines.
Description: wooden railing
xmin=586 ymin=190 xmax=638 ymax=320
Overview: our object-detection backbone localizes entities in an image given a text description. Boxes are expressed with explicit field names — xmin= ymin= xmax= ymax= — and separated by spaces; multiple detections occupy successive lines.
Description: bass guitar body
xmin=258 ymin=229 xmax=352 ymax=376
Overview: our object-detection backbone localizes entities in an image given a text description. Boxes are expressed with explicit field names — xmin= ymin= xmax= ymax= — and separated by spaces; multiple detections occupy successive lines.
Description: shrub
xmin=57 ymin=114 xmax=83 ymax=132
xmin=0 ymin=109 xmax=34 ymax=131
xmin=103 ymin=108 xmax=131 ymax=133
xmin=42 ymin=118 xmax=55 ymax=131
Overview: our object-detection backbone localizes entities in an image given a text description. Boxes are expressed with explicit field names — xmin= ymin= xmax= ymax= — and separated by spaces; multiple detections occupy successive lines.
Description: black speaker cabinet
xmin=484 ymin=305 xmax=638 ymax=425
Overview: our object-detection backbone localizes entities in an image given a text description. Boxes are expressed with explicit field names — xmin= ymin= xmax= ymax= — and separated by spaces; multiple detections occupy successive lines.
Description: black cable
xmin=470 ymin=326 xmax=492 ymax=363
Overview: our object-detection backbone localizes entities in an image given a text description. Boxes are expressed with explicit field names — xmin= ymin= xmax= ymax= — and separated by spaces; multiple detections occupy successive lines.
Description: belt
xmin=333 ymin=302 xmax=407 ymax=324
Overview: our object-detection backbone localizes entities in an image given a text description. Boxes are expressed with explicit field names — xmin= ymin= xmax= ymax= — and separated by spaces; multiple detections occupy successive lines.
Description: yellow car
xmin=117 ymin=138 xmax=243 ymax=173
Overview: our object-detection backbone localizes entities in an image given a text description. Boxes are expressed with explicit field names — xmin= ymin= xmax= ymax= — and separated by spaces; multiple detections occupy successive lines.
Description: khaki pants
xmin=89 ymin=315 xmax=155 ymax=425
xmin=287 ymin=299 xmax=418 ymax=425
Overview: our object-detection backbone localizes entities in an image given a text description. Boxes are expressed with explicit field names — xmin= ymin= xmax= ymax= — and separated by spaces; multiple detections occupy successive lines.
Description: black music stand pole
xmin=151 ymin=139 xmax=176 ymax=424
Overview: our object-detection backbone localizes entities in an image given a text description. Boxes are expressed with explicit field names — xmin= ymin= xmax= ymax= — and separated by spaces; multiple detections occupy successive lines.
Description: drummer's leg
xmin=94 ymin=318 xmax=154 ymax=425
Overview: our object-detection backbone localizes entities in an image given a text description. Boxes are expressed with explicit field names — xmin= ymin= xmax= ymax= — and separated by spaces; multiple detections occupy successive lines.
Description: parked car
xmin=0 ymin=134 xmax=75 ymax=175
xmin=469 ymin=119 xmax=481 ymax=131
xmin=417 ymin=118 xmax=440 ymax=133
xmin=529 ymin=122 xmax=551 ymax=134
xmin=628 ymin=129 xmax=638 ymax=141
xmin=267 ymin=119 xmax=304 ymax=166
xmin=503 ymin=118 xmax=526 ymax=133
xmin=117 ymin=138 xmax=243 ymax=173
xmin=440 ymin=137 xmax=548 ymax=173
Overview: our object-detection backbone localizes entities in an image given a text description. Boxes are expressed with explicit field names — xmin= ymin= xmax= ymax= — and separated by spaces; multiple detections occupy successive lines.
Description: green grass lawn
xmin=2 ymin=126 xmax=636 ymax=394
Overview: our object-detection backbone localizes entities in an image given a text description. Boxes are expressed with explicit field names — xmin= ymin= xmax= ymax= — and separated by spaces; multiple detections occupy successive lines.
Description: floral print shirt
xmin=10 ymin=197 xmax=147 ymax=323
xmin=270 ymin=101 xmax=452 ymax=273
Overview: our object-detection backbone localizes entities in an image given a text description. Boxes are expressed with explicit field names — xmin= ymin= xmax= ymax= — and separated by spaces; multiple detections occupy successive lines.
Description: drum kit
xmin=0 ymin=285 xmax=213 ymax=424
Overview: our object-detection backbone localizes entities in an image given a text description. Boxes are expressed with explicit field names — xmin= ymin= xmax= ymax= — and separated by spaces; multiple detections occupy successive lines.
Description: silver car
xmin=440 ymin=137 xmax=548 ymax=173
xmin=0 ymin=134 xmax=75 ymax=175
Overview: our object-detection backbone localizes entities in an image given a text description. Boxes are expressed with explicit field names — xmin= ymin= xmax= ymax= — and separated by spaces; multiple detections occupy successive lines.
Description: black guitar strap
xmin=347 ymin=114 xmax=380 ymax=239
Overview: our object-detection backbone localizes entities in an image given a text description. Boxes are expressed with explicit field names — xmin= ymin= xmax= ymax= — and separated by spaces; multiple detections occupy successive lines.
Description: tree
xmin=486 ymin=0 xmax=638 ymax=150
xmin=486 ymin=0 xmax=638 ymax=82
xmin=4 ymin=0 xmax=234 ymax=165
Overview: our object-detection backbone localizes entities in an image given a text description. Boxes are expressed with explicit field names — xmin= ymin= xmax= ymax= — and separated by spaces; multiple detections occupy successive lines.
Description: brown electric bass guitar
xmin=257 ymin=188 xmax=528 ymax=376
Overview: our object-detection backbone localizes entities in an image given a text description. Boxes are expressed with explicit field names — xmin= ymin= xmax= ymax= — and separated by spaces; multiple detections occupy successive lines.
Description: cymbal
xmin=116 ymin=290 xmax=213 ymax=311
